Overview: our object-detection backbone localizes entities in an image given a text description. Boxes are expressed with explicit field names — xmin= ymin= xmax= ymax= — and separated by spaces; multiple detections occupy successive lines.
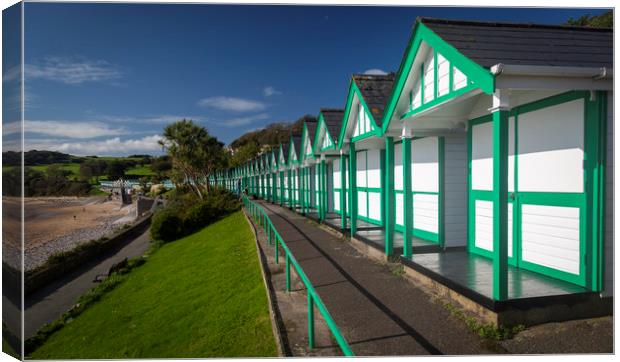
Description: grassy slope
xmin=5 ymin=159 xmax=154 ymax=181
xmin=30 ymin=211 xmax=277 ymax=359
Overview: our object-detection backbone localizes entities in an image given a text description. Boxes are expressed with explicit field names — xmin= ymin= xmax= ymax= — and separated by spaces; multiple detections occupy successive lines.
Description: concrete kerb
xmin=242 ymin=209 xmax=287 ymax=357
xmin=243 ymin=206 xmax=343 ymax=357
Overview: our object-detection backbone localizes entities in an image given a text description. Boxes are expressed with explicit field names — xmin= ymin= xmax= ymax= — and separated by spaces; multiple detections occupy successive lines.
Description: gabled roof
xmin=352 ymin=74 xmax=395 ymax=128
xmin=313 ymin=108 xmax=344 ymax=153
xmin=301 ymin=119 xmax=318 ymax=161
xmin=420 ymin=17 xmax=613 ymax=69
xmin=322 ymin=108 xmax=345 ymax=140
xmin=281 ymin=142 xmax=290 ymax=165
xmin=305 ymin=120 xmax=318 ymax=146
xmin=337 ymin=74 xmax=394 ymax=147
xmin=288 ymin=134 xmax=302 ymax=165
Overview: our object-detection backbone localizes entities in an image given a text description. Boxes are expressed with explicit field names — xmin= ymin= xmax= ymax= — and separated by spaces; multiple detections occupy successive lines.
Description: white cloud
xmin=24 ymin=56 xmax=123 ymax=85
xmin=25 ymin=135 xmax=164 ymax=156
xmin=263 ymin=86 xmax=282 ymax=97
xmin=197 ymin=96 xmax=266 ymax=112
xmin=3 ymin=120 xmax=125 ymax=139
xmin=363 ymin=68 xmax=388 ymax=75
xmin=215 ymin=113 xmax=269 ymax=127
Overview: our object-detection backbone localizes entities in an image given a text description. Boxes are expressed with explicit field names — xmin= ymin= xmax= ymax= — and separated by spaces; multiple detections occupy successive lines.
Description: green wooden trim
xmin=381 ymin=20 xmax=495 ymax=134
xmin=402 ymin=137 xmax=412 ymax=257
xmin=400 ymin=83 xmax=477 ymax=120
xmin=492 ymin=109 xmax=509 ymax=301
xmin=288 ymin=138 xmax=300 ymax=167
xmin=349 ymin=143 xmax=358 ymax=234
xmin=596 ymin=91 xmax=607 ymax=293
xmin=509 ymin=91 xmax=586 ymax=117
xmin=412 ymin=228 xmax=439 ymax=243
xmin=339 ymin=153 xmax=347 ymax=230
xmin=337 ymin=81 xmax=382 ymax=149
xmin=385 ymin=137 xmax=395 ymax=256
xmin=314 ymin=113 xmax=338 ymax=153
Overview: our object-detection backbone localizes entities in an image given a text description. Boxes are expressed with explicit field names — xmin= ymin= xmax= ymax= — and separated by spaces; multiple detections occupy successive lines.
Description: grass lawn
xmin=29 ymin=211 xmax=278 ymax=359
xmin=125 ymin=164 xmax=154 ymax=177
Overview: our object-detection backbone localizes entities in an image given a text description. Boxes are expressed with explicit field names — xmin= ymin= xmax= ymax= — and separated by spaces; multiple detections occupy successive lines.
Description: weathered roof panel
xmin=420 ymin=17 xmax=613 ymax=68
xmin=320 ymin=108 xmax=344 ymax=145
xmin=352 ymin=74 xmax=395 ymax=127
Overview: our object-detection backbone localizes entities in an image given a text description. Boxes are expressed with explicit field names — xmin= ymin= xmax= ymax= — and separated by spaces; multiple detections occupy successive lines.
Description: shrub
xmin=150 ymin=209 xmax=184 ymax=242
xmin=149 ymin=187 xmax=240 ymax=243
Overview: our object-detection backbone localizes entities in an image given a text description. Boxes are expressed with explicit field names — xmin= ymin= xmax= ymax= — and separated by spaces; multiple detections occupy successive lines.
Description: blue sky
xmin=10 ymin=3 xmax=607 ymax=156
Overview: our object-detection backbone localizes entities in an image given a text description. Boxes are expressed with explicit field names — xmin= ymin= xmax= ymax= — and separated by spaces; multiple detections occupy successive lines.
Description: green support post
xmin=275 ymin=236 xmax=279 ymax=264
xmin=402 ymin=136 xmax=413 ymax=258
xmin=285 ymin=255 xmax=291 ymax=292
xmin=339 ymin=152 xmax=347 ymax=231
xmin=385 ymin=137 xmax=395 ymax=256
xmin=349 ymin=142 xmax=357 ymax=235
xmin=321 ymin=159 xmax=327 ymax=221
xmin=280 ymin=171 xmax=285 ymax=207
xmin=288 ymin=168 xmax=292 ymax=209
xmin=492 ymin=109 xmax=509 ymax=301
xmin=308 ymin=294 xmax=315 ymax=349
xmin=301 ymin=167 xmax=306 ymax=215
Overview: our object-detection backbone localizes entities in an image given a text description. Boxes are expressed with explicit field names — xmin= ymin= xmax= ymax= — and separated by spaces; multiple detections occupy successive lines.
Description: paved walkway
xmin=257 ymin=201 xmax=499 ymax=356
xmin=25 ymin=226 xmax=151 ymax=338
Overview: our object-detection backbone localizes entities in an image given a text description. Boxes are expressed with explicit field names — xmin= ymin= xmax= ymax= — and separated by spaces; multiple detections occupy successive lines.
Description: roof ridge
xmin=352 ymin=73 xmax=396 ymax=81
xmin=417 ymin=16 xmax=612 ymax=32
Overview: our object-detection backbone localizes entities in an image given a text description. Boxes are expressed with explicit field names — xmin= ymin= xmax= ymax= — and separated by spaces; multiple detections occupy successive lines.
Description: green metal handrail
xmin=242 ymin=196 xmax=355 ymax=357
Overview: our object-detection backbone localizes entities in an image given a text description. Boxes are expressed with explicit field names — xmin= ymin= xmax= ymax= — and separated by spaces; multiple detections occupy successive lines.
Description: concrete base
xmin=401 ymin=261 xmax=613 ymax=328
xmin=349 ymin=237 xmax=388 ymax=263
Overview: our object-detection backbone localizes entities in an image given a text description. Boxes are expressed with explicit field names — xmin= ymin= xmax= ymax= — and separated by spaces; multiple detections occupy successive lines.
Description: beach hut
xmin=336 ymin=73 xmax=395 ymax=244
xmin=379 ymin=17 xmax=612 ymax=318
xmin=299 ymin=118 xmax=319 ymax=216
xmin=312 ymin=109 xmax=347 ymax=231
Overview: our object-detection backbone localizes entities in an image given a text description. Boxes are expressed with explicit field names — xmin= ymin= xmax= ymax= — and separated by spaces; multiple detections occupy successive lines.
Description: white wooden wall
xmin=394 ymin=142 xmax=404 ymax=227
xmin=353 ymin=103 xmax=374 ymax=137
xmin=471 ymin=121 xmax=514 ymax=256
xmin=444 ymin=133 xmax=468 ymax=247
xmin=314 ymin=163 xmax=320 ymax=208
xmin=356 ymin=149 xmax=382 ymax=222
xmin=471 ymin=99 xmax=585 ymax=276
xmin=519 ymin=99 xmax=583 ymax=275
xmin=333 ymin=158 xmax=341 ymax=212
xmin=411 ymin=137 xmax=439 ymax=234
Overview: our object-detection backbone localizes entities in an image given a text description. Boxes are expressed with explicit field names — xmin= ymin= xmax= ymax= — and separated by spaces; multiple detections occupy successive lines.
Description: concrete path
xmin=256 ymin=201 xmax=499 ymax=356
xmin=24 ymin=225 xmax=151 ymax=338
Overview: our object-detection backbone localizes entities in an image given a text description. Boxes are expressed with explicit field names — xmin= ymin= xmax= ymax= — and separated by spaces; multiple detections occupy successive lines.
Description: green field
xmin=29 ymin=211 xmax=277 ymax=359
xmin=4 ymin=159 xmax=154 ymax=181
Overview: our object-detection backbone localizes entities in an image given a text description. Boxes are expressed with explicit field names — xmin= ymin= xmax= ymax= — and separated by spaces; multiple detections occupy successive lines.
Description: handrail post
xmin=308 ymin=294 xmax=315 ymax=349
xmin=285 ymin=255 xmax=291 ymax=292
xmin=275 ymin=236 xmax=279 ymax=264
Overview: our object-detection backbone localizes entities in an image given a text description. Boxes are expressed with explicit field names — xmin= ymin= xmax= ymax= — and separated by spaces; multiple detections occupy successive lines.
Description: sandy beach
xmin=3 ymin=197 xmax=137 ymax=271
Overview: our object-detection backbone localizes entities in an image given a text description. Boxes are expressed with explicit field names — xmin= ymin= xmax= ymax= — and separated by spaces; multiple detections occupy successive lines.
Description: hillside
xmin=229 ymin=114 xmax=315 ymax=150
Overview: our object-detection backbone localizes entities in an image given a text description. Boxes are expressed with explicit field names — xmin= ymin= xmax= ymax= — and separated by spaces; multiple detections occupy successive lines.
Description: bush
xmin=149 ymin=187 xmax=240 ymax=243
xmin=150 ymin=209 xmax=184 ymax=242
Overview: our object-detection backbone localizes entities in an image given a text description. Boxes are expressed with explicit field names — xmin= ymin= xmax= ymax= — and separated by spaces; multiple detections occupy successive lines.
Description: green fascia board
xmin=381 ymin=21 xmax=495 ymax=134
xmin=337 ymin=80 xmax=382 ymax=150
xmin=287 ymin=137 xmax=299 ymax=166
xmin=300 ymin=123 xmax=315 ymax=162
xmin=399 ymin=83 xmax=477 ymax=120
xmin=277 ymin=144 xmax=285 ymax=168
xmin=312 ymin=113 xmax=325 ymax=154
xmin=314 ymin=113 xmax=337 ymax=153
